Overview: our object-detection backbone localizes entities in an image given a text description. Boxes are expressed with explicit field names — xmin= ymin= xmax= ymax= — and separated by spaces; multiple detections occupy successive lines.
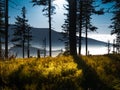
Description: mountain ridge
xmin=8 ymin=24 xmax=109 ymax=57
xmin=8 ymin=24 xmax=107 ymax=48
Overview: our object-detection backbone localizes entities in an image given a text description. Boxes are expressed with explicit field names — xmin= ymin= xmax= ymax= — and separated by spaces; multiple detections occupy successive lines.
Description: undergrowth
xmin=0 ymin=56 xmax=83 ymax=90
xmin=81 ymin=54 xmax=120 ymax=90
xmin=0 ymin=54 xmax=120 ymax=90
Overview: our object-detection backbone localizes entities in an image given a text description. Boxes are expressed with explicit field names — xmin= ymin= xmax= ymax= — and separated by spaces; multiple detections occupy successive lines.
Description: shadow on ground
xmin=73 ymin=55 xmax=114 ymax=90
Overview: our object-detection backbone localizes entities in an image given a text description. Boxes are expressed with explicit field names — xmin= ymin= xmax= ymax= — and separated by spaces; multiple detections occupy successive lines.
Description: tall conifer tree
xmin=68 ymin=0 xmax=77 ymax=55
xmin=32 ymin=0 xmax=55 ymax=57
xmin=78 ymin=0 xmax=103 ymax=55
xmin=0 ymin=0 xmax=5 ymax=58
xmin=11 ymin=7 xmax=32 ymax=58
xmin=5 ymin=0 xmax=8 ymax=58
xmin=102 ymin=0 xmax=120 ymax=53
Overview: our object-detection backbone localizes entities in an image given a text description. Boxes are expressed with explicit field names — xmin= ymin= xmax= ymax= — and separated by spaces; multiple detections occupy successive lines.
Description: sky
xmin=9 ymin=0 xmax=116 ymax=43
xmin=9 ymin=0 xmax=67 ymax=29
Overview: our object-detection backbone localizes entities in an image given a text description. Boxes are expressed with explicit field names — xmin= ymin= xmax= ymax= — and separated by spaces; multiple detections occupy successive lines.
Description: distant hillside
xmin=8 ymin=24 xmax=107 ymax=48
xmin=8 ymin=24 xmax=109 ymax=57
xmin=8 ymin=25 xmax=63 ymax=48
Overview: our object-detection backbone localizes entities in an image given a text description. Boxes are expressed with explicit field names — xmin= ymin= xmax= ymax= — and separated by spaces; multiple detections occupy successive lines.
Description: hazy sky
xmin=9 ymin=0 xmax=115 ymax=42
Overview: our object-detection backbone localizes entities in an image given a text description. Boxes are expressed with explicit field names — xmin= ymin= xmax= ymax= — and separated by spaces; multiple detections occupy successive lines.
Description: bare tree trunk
xmin=37 ymin=49 xmax=40 ymax=58
xmin=22 ymin=7 xmax=26 ymax=58
xmin=22 ymin=38 xmax=25 ymax=58
xmin=113 ymin=39 xmax=115 ymax=54
xmin=27 ymin=38 xmax=30 ymax=58
xmin=85 ymin=18 xmax=88 ymax=56
xmin=79 ymin=1 xmax=83 ymax=55
xmin=27 ymin=49 xmax=29 ymax=58
xmin=27 ymin=30 xmax=30 ymax=58
xmin=43 ymin=37 xmax=46 ymax=57
xmin=85 ymin=1 xmax=89 ymax=56
xmin=22 ymin=23 xmax=25 ymax=58
xmin=69 ymin=0 xmax=77 ymax=55
xmin=0 ymin=37 xmax=2 ymax=59
xmin=48 ymin=0 xmax=52 ymax=57
xmin=107 ymin=40 xmax=110 ymax=54
xmin=5 ymin=0 xmax=8 ymax=59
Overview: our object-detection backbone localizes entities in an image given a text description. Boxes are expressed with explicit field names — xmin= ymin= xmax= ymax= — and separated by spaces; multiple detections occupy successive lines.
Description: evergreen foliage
xmin=0 ymin=0 xmax=5 ymax=37
xmin=102 ymin=0 xmax=120 ymax=53
xmin=11 ymin=7 xmax=32 ymax=58
xmin=0 ymin=0 xmax=5 ymax=58
xmin=62 ymin=0 xmax=103 ymax=55
xmin=79 ymin=0 xmax=103 ymax=55
xmin=61 ymin=2 xmax=69 ymax=52
xmin=31 ymin=0 xmax=55 ymax=56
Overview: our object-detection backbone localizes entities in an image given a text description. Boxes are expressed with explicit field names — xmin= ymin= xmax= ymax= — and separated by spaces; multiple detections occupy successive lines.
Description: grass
xmin=81 ymin=54 xmax=120 ymax=90
xmin=0 ymin=54 xmax=120 ymax=90
xmin=0 ymin=56 xmax=83 ymax=90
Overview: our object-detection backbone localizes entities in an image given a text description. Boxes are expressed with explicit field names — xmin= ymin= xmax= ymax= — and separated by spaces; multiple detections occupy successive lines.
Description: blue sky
xmin=9 ymin=0 xmax=66 ymax=31
xmin=9 ymin=0 xmax=115 ymax=42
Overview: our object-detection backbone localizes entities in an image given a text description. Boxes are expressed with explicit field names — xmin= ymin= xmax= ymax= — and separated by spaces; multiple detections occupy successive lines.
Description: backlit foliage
xmin=0 ymin=55 xmax=120 ymax=90
xmin=0 ymin=56 xmax=83 ymax=90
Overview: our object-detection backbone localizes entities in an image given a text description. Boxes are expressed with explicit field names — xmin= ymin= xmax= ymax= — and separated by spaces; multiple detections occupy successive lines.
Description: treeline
xmin=61 ymin=0 xmax=120 ymax=55
xmin=0 ymin=0 xmax=120 ymax=59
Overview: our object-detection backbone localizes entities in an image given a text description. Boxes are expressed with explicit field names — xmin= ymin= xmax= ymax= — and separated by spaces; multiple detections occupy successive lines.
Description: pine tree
xmin=62 ymin=16 xmax=70 ymax=53
xmin=62 ymin=0 xmax=77 ymax=55
xmin=25 ymin=24 xmax=32 ymax=58
xmin=83 ymin=0 xmax=94 ymax=56
xmin=78 ymin=0 xmax=103 ymax=55
xmin=111 ymin=2 xmax=120 ymax=53
xmin=61 ymin=3 xmax=70 ymax=53
xmin=62 ymin=0 xmax=103 ymax=55
xmin=0 ymin=0 xmax=4 ymax=26
xmin=11 ymin=7 xmax=32 ymax=58
xmin=78 ymin=0 xmax=83 ymax=55
xmin=68 ymin=0 xmax=77 ymax=55
xmin=0 ymin=0 xmax=5 ymax=59
xmin=102 ymin=0 xmax=120 ymax=53
xmin=5 ymin=0 xmax=9 ymax=59
xmin=32 ymin=0 xmax=55 ymax=57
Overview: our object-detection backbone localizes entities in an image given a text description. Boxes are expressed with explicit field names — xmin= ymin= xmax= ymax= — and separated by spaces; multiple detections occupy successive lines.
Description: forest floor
xmin=0 ymin=54 xmax=120 ymax=90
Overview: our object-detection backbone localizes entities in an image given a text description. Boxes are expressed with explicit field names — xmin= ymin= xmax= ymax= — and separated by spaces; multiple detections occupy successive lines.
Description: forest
xmin=0 ymin=0 xmax=120 ymax=90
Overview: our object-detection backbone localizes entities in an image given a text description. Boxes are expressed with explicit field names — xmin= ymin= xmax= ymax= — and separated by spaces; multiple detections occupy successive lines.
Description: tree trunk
xmin=79 ymin=1 xmax=83 ymax=55
xmin=107 ymin=40 xmax=110 ymax=54
xmin=85 ymin=1 xmax=89 ymax=56
xmin=113 ymin=39 xmax=115 ymax=54
xmin=85 ymin=17 xmax=88 ymax=56
xmin=43 ymin=37 xmax=46 ymax=57
xmin=5 ymin=0 xmax=8 ymax=59
xmin=27 ymin=39 xmax=30 ymax=58
xmin=22 ymin=24 xmax=25 ymax=58
xmin=0 ymin=37 xmax=2 ymax=59
xmin=22 ymin=39 xmax=25 ymax=58
xmin=37 ymin=49 xmax=40 ymax=58
xmin=69 ymin=0 xmax=77 ymax=55
xmin=27 ymin=49 xmax=30 ymax=58
xmin=48 ymin=0 xmax=52 ymax=57
xmin=22 ymin=7 xmax=26 ymax=58
xmin=27 ymin=30 xmax=30 ymax=58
